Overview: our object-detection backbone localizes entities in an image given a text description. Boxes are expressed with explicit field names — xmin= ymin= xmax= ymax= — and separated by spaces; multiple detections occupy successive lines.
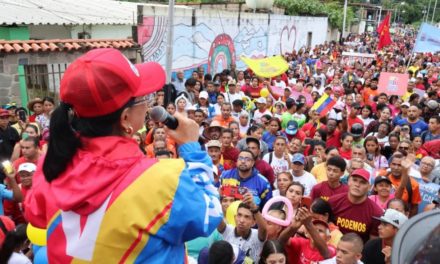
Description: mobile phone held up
xmin=18 ymin=110 xmax=26 ymax=122
xmin=220 ymin=185 xmax=248 ymax=200
xmin=300 ymin=197 xmax=312 ymax=209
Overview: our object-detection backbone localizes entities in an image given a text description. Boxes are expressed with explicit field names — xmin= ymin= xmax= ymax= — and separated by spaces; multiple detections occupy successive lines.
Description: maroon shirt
xmin=254 ymin=159 xmax=275 ymax=185
xmin=328 ymin=193 xmax=382 ymax=242
xmin=310 ymin=181 xmax=348 ymax=202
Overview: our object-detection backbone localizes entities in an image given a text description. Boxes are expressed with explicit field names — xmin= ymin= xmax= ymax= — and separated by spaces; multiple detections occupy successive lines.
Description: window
xmin=24 ymin=63 xmax=67 ymax=101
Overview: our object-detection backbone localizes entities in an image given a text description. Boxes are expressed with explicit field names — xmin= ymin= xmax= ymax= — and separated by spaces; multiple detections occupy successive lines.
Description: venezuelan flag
xmin=311 ymin=94 xmax=336 ymax=117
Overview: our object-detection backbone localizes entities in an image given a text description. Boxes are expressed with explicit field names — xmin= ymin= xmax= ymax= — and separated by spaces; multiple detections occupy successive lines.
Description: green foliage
xmin=275 ymin=0 xmax=355 ymax=30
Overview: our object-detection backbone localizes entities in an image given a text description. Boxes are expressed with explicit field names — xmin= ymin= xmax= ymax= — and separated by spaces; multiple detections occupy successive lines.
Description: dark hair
xmin=154 ymin=150 xmax=172 ymax=158
xmin=268 ymin=117 xmax=282 ymax=131
xmin=429 ymin=115 xmax=440 ymax=123
xmin=325 ymin=146 xmax=338 ymax=155
xmin=43 ymin=101 xmax=133 ymax=182
xmin=311 ymin=198 xmax=336 ymax=223
xmin=259 ymin=240 xmax=286 ymax=264
xmin=221 ymin=128 xmax=234 ymax=137
xmin=43 ymin=96 xmax=55 ymax=105
xmin=247 ymin=124 xmax=263 ymax=136
xmin=0 ymin=224 xmax=28 ymax=264
xmin=364 ymin=136 xmax=380 ymax=155
xmin=341 ymin=132 xmax=353 ymax=141
xmin=326 ymin=156 xmax=347 ymax=171
xmin=240 ymin=149 xmax=256 ymax=161
xmin=22 ymin=136 xmax=39 ymax=148
xmin=313 ymin=140 xmax=326 ymax=149
xmin=361 ymin=105 xmax=373 ymax=118
xmin=208 ymin=241 xmax=234 ymax=264
xmin=287 ymin=182 xmax=305 ymax=196
xmin=314 ymin=128 xmax=327 ymax=141
xmin=387 ymin=198 xmax=409 ymax=213
xmin=185 ymin=78 xmax=197 ymax=87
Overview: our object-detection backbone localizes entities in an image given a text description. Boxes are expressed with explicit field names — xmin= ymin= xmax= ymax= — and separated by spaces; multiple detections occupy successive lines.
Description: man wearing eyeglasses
xmin=220 ymin=150 xmax=272 ymax=209
xmin=413 ymin=156 xmax=440 ymax=213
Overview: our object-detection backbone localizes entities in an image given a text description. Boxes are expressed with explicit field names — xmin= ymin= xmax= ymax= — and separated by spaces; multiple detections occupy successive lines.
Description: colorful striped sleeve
xmin=154 ymin=142 xmax=223 ymax=245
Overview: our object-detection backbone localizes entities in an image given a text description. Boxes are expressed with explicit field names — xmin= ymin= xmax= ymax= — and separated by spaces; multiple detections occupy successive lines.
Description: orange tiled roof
xmin=0 ymin=39 xmax=137 ymax=53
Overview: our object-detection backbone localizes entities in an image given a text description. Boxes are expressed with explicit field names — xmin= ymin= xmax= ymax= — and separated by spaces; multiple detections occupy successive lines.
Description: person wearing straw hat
xmin=24 ymin=48 xmax=222 ymax=263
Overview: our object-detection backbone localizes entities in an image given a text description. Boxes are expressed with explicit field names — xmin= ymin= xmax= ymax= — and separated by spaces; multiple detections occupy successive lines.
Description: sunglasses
xmin=398 ymin=146 xmax=409 ymax=151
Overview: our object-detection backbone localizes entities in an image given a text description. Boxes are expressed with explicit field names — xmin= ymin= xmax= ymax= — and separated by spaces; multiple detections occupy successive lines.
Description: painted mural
xmin=137 ymin=9 xmax=328 ymax=77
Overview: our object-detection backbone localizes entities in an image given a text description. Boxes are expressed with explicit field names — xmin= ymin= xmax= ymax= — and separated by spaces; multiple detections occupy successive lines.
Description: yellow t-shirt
xmin=402 ymin=91 xmax=414 ymax=102
xmin=311 ymin=162 xmax=327 ymax=183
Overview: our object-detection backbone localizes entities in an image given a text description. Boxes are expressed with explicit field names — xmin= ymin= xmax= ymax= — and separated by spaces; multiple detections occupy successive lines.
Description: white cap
xmin=18 ymin=163 xmax=36 ymax=173
xmin=199 ymin=91 xmax=209 ymax=99
xmin=256 ymin=97 xmax=267 ymax=104
xmin=374 ymin=208 xmax=408 ymax=228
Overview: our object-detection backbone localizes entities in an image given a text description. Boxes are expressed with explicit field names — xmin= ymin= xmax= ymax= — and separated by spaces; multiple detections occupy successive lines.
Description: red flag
xmin=377 ymin=13 xmax=392 ymax=50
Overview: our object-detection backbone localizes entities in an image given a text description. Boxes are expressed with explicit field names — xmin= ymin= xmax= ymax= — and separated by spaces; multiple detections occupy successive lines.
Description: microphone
xmin=150 ymin=106 xmax=179 ymax=130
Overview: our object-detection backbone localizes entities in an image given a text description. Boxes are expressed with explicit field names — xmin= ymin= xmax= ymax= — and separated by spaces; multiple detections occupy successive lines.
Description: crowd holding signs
xmin=0 ymin=21 xmax=440 ymax=264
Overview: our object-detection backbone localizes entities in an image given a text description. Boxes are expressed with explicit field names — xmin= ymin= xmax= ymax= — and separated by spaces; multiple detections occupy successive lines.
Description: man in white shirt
xmin=319 ymin=233 xmax=364 ymax=264
xmin=223 ymin=80 xmax=245 ymax=104
xmin=290 ymin=153 xmax=317 ymax=196
xmin=273 ymin=75 xmax=287 ymax=89
xmin=172 ymin=70 xmax=186 ymax=93
xmin=217 ymin=192 xmax=267 ymax=263
xmin=253 ymin=97 xmax=272 ymax=125
xmin=263 ymin=136 xmax=291 ymax=175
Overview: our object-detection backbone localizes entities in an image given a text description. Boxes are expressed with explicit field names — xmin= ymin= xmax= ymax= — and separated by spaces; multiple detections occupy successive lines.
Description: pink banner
xmin=290 ymin=91 xmax=313 ymax=107
xmin=378 ymin=72 xmax=409 ymax=96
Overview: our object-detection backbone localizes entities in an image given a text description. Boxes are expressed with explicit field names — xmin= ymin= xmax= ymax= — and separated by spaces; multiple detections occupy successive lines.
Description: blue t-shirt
xmin=0 ymin=184 xmax=13 ymax=215
xmin=415 ymin=178 xmax=440 ymax=213
xmin=397 ymin=119 xmax=428 ymax=138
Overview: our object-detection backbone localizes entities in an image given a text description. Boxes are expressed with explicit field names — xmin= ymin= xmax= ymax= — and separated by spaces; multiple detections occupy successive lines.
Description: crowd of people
xmin=0 ymin=27 xmax=439 ymax=264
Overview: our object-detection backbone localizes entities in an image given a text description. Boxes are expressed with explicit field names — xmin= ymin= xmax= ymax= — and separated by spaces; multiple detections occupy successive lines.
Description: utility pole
xmin=432 ymin=0 xmax=438 ymax=23
xmin=342 ymin=0 xmax=348 ymax=39
xmin=427 ymin=0 xmax=432 ymax=22
xmin=165 ymin=0 xmax=175 ymax=83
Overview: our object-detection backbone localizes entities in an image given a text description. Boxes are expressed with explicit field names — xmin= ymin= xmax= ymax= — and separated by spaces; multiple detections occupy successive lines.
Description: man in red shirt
xmin=279 ymin=207 xmax=335 ymax=264
xmin=285 ymin=120 xmax=306 ymax=143
xmin=5 ymin=136 xmax=40 ymax=223
xmin=328 ymin=168 xmax=383 ymax=243
xmin=220 ymin=129 xmax=239 ymax=171
xmin=325 ymin=119 xmax=341 ymax=148
xmin=310 ymin=156 xmax=348 ymax=201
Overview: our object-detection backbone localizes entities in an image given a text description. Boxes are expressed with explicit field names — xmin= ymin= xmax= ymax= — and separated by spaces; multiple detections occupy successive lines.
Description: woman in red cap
xmin=24 ymin=48 xmax=222 ymax=263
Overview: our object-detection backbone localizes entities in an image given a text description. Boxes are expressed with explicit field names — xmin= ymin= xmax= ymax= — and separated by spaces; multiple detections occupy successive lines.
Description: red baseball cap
xmin=0 ymin=109 xmax=10 ymax=117
xmin=60 ymin=48 xmax=165 ymax=118
xmin=351 ymin=168 xmax=370 ymax=182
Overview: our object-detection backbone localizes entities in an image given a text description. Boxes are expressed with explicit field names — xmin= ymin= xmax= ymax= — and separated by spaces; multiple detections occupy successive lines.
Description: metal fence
xmin=23 ymin=63 xmax=68 ymax=102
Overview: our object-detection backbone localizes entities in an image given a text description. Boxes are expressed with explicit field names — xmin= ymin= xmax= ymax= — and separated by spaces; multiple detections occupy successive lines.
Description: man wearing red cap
xmin=328 ymin=168 xmax=383 ymax=243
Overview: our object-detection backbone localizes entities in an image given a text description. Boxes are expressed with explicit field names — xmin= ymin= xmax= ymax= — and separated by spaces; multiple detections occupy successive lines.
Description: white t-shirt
xmin=8 ymin=252 xmax=32 ymax=264
xmin=253 ymin=109 xmax=272 ymax=124
xmin=223 ymin=91 xmax=245 ymax=104
xmin=263 ymin=152 xmax=291 ymax=175
xmin=273 ymin=80 xmax=287 ymax=89
xmin=291 ymin=170 xmax=317 ymax=196
xmin=222 ymin=224 xmax=264 ymax=263
xmin=319 ymin=256 xmax=364 ymax=264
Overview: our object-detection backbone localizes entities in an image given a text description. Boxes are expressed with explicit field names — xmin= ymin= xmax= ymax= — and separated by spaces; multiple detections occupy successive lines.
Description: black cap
xmin=286 ymin=98 xmax=296 ymax=109
xmin=374 ymin=175 xmax=392 ymax=186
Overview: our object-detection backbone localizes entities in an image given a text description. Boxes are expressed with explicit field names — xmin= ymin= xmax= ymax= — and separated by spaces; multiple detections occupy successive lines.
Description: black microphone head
xmin=150 ymin=106 xmax=168 ymax=123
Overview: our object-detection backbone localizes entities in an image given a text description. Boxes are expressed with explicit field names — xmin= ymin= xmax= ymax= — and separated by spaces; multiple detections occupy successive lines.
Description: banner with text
xmin=378 ymin=72 xmax=409 ymax=96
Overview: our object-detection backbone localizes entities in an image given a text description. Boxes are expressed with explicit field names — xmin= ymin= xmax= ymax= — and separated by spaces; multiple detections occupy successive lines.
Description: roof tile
xmin=0 ymin=39 xmax=137 ymax=54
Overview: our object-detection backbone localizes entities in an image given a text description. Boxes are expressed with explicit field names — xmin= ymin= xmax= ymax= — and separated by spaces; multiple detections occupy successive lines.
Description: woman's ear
xmin=120 ymin=108 xmax=131 ymax=129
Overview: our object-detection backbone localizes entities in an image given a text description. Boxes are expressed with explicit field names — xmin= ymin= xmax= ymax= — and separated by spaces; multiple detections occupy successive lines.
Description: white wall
xmin=138 ymin=5 xmax=329 ymax=74
xmin=70 ymin=24 xmax=132 ymax=39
